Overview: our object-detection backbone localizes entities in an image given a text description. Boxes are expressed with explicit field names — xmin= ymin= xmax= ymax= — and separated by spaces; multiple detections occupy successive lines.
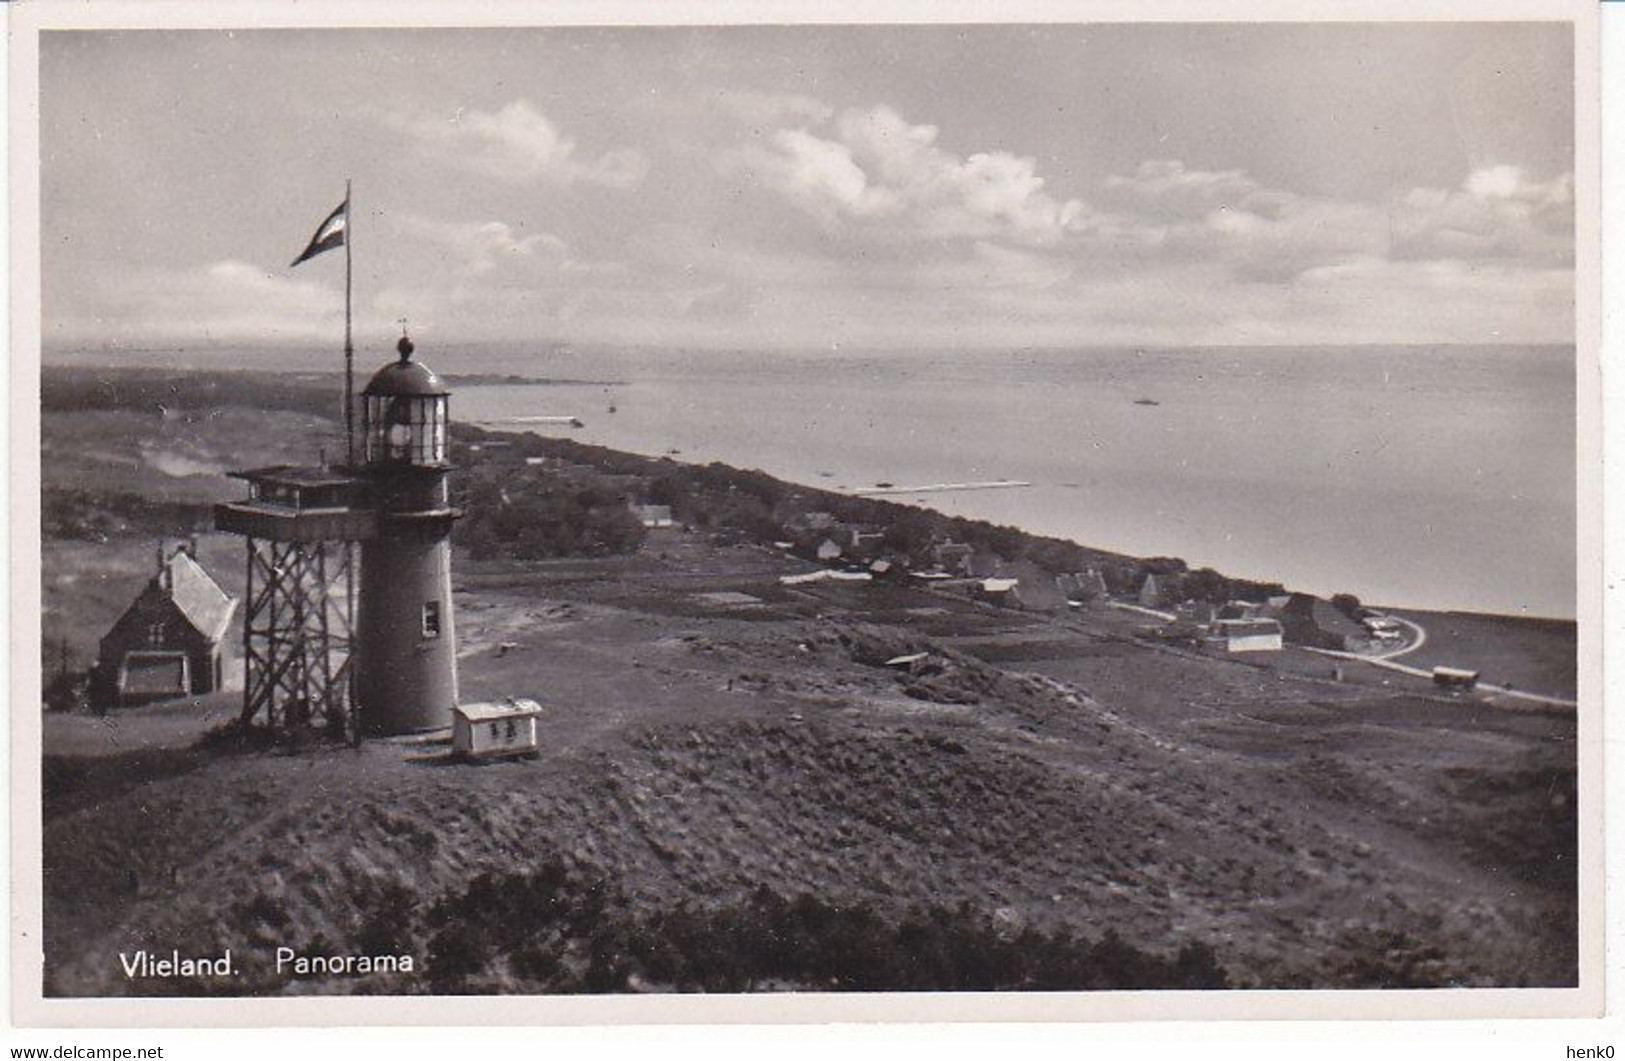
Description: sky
xmin=39 ymin=22 xmax=1576 ymax=352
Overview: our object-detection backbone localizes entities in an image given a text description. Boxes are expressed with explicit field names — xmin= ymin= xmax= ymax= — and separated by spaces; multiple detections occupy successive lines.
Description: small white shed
xmin=453 ymin=698 xmax=544 ymax=760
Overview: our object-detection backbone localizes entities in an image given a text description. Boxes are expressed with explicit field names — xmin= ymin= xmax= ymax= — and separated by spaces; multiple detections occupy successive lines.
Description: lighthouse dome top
xmin=361 ymin=336 xmax=450 ymax=398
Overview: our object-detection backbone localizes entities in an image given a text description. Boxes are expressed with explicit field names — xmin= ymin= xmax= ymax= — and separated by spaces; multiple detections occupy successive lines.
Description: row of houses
xmin=1157 ymin=590 xmax=1395 ymax=654
xmin=792 ymin=525 xmax=1124 ymax=616
xmin=701 ymin=502 xmax=1397 ymax=662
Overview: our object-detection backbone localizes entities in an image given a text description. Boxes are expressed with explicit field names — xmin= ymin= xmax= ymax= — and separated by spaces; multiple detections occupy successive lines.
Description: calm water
xmin=49 ymin=343 xmax=1578 ymax=618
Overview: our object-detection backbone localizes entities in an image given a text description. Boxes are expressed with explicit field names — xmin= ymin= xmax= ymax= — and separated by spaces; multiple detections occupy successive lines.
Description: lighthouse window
xmin=385 ymin=398 xmax=414 ymax=462
xmin=429 ymin=400 xmax=448 ymax=462
xmin=421 ymin=600 xmax=442 ymax=638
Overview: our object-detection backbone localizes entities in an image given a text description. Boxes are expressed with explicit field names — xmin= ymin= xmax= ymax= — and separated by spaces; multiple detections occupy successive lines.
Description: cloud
xmin=395 ymin=214 xmax=562 ymax=276
xmin=385 ymin=100 xmax=647 ymax=188
xmin=1099 ymin=160 xmax=1264 ymax=219
xmin=1289 ymin=255 xmax=1574 ymax=343
xmin=732 ymin=127 xmax=899 ymax=219
xmin=1089 ymin=159 xmax=1574 ymax=282
xmin=1392 ymin=165 xmax=1573 ymax=264
xmin=50 ymin=259 xmax=341 ymax=344
xmin=722 ymin=104 xmax=1087 ymax=245
xmin=714 ymin=89 xmax=833 ymax=128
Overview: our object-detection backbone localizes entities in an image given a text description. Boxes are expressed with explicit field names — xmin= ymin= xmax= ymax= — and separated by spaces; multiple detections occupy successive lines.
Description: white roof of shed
xmin=456 ymin=698 xmax=544 ymax=722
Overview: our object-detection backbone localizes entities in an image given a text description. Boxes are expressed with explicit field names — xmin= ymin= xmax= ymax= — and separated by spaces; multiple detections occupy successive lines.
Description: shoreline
xmin=37 ymin=362 xmax=1577 ymax=626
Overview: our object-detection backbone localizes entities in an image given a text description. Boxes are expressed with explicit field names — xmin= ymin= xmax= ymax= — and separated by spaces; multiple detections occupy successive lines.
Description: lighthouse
xmin=353 ymin=334 xmax=461 ymax=735
xmin=213 ymin=333 xmax=463 ymax=738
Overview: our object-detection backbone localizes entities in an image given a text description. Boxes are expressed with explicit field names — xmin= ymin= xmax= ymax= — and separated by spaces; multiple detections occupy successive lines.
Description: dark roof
xmin=362 ymin=356 xmax=449 ymax=397
xmin=1217 ymin=618 xmax=1283 ymax=637
xmin=1309 ymin=598 xmax=1369 ymax=639
xmin=228 ymin=464 xmax=363 ymax=487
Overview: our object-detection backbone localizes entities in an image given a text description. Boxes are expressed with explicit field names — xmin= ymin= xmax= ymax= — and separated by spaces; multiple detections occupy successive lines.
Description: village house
xmin=966 ymin=552 xmax=1003 ymax=580
xmin=1175 ymin=599 xmax=1219 ymax=625
xmin=630 ymin=503 xmax=675 ymax=529
xmin=977 ymin=577 xmax=1020 ymax=604
xmin=92 ymin=543 xmax=237 ymax=708
xmin=816 ymin=538 xmax=844 ymax=562
xmin=1209 ymin=617 xmax=1285 ymax=653
xmin=1056 ymin=568 xmax=1109 ymax=605
xmin=844 ymin=525 xmax=888 ymax=559
xmin=930 ymin=541 xmax=975 ymax=576
xmin=1274 ymin=594 xmax=1372 ymax=651
xmin=1001 ymin=559 xmax=1069 ymax=611
xmin=786 ymin=510 xmax=838 ymax=535
xmin=1217 ymin=599 xmax=1262 ymax=621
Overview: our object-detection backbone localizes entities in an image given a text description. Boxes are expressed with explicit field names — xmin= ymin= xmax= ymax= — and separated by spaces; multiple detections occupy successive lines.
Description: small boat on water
xmin=1134 ymin=398 xmax=1160 ymax=407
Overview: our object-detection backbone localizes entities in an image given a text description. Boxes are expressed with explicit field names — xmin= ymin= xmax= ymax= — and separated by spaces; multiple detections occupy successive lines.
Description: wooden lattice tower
xmin=241 ymin=538 xmax=353 ymax=731
xmin=216 ymin=467 xmax=374 ymax=737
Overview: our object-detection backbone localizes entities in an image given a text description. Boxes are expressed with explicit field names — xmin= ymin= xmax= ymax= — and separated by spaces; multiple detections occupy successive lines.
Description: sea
xmin=48 ymin=342 xmax=1578 ymax=620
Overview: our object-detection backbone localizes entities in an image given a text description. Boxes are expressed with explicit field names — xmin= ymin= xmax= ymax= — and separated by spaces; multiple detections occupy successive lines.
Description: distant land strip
xmin=852 ymin=480 xmax=1034 ymax=496
xmin=443 ymin=374 xmax=625 ymax=388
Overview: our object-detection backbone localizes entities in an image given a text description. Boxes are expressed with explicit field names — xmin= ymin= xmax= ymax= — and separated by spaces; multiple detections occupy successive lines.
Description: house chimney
xmin=186 ymin=535 xmax=199 ymax=558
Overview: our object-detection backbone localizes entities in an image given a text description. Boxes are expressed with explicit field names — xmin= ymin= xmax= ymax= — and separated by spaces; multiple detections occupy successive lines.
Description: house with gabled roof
xmin=1274 ymin=593 xmax=1372 ymax=651
xmin=930 ymin=540 xmax=975 ymax=575
xmin=92 ymin=544 xmax=237 ymax=708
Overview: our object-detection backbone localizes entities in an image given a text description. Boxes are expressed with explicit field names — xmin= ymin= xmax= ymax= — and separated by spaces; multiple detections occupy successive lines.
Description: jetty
xmin=852 ymin=480 xmax=1033 ymax=497
xmin=475 ymin=415 xmax=585 ymax=428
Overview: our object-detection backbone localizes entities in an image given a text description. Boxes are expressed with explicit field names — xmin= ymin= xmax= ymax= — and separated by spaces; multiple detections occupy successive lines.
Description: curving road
xmin=1302 ymin=614 xmax=1576 ymax=709
xmin=1371 ymin=616 xmax=1427 ymax=660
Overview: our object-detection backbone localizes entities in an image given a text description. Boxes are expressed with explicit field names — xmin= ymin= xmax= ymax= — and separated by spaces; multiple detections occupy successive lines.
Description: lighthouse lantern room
xmin=361 ymin=346 xmax=450 ymax=466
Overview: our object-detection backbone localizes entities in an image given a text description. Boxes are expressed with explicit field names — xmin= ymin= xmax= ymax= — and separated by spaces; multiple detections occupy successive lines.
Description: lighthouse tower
xmin=354 ymin=334 xmax=461 ymax=735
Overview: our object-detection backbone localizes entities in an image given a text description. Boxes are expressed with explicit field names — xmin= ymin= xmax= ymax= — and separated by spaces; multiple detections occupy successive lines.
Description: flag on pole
xmin=290 ymin=198 xmax=348 ymax=266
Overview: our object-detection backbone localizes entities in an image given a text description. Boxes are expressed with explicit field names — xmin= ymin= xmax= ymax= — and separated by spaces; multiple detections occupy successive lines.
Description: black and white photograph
xmin=11 ymin=0 xmax=1603 ymax=1024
